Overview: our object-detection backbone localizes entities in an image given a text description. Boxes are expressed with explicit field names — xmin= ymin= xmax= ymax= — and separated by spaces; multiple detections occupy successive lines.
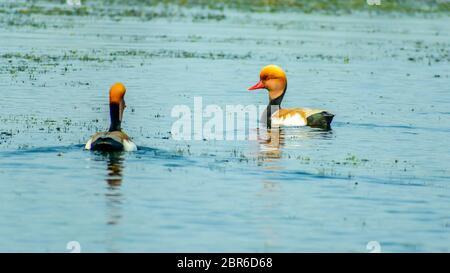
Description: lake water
xmin=0 ymin=1 xmax=449 ymax=252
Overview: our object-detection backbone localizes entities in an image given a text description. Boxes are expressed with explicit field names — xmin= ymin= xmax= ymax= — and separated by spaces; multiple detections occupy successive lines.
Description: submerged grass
xmin=0 ymin=49 xmax=253 ymax=85
xmin=0 ymin=1 xmax=227 ymax=21
xmin=0 ymin=0 xmax=448 ymax=20
xmin=89 ymin=0 xmax=450 ymax=14
xmin=1 ymin=49 xmax=253 ymax=65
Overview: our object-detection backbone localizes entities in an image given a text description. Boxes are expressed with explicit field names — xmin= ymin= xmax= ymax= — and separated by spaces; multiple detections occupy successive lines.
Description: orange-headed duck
xmin=85 ymin=83 xmax=137 ymax=151
xmin=249 ymin=65 xmax=334 ymax=130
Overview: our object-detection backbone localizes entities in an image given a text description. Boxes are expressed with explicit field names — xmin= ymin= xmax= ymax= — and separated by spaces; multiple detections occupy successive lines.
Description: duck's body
xmin=85 ymin=131 xmax=137 ymax=152
xmin=271 ymin=108 xmax=334 ymax=129
xmin=85 ymin=83 xmax=137 ymax=152
xmin=249 ymin=65 xmax=334 ymax=130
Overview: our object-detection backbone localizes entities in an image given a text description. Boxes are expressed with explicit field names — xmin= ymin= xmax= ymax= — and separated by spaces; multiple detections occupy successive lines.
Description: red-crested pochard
xmin=249 ymin=65 xmax=334 ymax=130
xmin=85 ymin=83 xmax=137 ymax=152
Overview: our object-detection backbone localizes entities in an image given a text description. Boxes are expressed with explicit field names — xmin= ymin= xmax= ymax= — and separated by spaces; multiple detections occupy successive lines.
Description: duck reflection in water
xmin=104 ymin=151 xmax=125 ymax=187
xmin=91 ymin=151 xmax=125 ymax=187
xmin=257 ymin=127 xmax=285 ymax=161
xmin=92 ymin=151 xmax=125 ymax=231
xmin=98 ymin=151 xmax=126 ymax=252
xmin=256 ymin=126 xmax=334 ymax=164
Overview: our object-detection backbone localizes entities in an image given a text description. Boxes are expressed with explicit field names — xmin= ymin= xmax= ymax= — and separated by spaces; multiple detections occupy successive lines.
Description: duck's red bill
xmin=248 ymin=81 xmax=265 ymax=91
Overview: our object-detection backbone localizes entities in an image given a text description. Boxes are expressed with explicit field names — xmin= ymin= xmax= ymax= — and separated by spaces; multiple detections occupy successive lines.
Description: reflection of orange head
xmin=109 ymin=83 xmax=126 ymax=104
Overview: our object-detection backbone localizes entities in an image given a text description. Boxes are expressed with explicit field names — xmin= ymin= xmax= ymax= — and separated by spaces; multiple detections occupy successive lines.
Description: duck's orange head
xmin=108 ymin=83 xmax=127 ymax=131
xmin=109 ymin=82 xmax=127 ymax=105
xmin=248 ymin=65 xmax=287 ymax=100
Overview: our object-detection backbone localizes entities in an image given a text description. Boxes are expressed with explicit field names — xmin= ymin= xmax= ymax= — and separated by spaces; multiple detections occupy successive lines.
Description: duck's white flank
xmin=85 ymin=138 xmax=93 ymax=150
xmin=123 ymin=139 xmax=137 ymax=152
xmin=271 ymin=111 xmax=307 ymax=126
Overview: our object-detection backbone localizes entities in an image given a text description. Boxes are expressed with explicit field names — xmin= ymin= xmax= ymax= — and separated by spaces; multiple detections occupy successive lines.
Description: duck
xmin=248 ymin=65 xmax=334 ymax=130
xmin=85 ymin=83 xmax=137 ymax=152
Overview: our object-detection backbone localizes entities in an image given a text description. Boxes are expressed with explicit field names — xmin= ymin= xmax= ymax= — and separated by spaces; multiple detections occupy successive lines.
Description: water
xmin=0 ymin=1 xmax=450 ymax=252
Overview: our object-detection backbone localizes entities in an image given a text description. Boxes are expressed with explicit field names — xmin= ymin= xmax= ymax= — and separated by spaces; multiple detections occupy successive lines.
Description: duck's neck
xmin=109 ymin=103 xmax=121 ymax=132
xmin=266 ymin=85 xmax=286 ymax=128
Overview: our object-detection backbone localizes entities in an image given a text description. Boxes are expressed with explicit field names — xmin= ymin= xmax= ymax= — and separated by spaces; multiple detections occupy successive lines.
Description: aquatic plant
xmin=87 ymin=0 xmax=450 ymax=14
xmin=1 ymin=0 xmax=448 ymax=19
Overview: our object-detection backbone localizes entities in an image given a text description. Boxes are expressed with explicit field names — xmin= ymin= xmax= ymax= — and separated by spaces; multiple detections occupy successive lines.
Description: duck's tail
xmin=306 ymin=111 xmax=334 ymax=130
xmin=91 ymin=136 xmax=124 ymax=151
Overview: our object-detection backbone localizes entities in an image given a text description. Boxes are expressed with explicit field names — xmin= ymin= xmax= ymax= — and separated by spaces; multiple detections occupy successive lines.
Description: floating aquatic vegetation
xmin=88 ymin=0 xmax=450 ymax=14
xmin=0 ymin=0 xmax=227 ymax=22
